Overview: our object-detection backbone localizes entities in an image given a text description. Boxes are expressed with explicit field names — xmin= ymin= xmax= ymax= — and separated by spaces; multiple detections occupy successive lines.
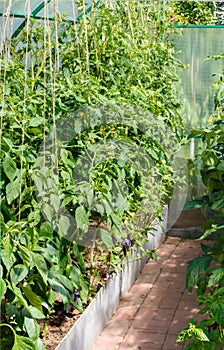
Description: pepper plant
xmin=1 ymin=1 xmax=183 ymax=349
xmin=177 ymin=55 xmax=224 ymax=349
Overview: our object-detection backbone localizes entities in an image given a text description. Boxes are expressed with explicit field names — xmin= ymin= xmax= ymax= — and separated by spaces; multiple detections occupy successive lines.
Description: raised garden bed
xmin=50 ymin=206 xmax=168 ymax=350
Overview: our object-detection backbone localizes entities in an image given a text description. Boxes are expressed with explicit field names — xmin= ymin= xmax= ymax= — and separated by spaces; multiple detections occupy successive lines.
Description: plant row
xmin=177 ymin=53 xmax=224 ymax=349
xmin=0 ymin=2 xmax=183 ymax=349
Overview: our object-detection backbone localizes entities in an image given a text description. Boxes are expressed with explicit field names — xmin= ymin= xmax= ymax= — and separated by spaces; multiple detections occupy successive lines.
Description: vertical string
xmin=90 ymin=2 xmax=101 ymax=77
xmin=0 ymin=2 xmax=14 ymax=206
xmin=72 ymin=0 xmax=82 ymax=74
xmin=139 ymin=1 xmax=148 ymax=37
xmin=0 ymin=7 xmax=12 ymax=163
xmin=126 ymin=0 xmax=136 ymax=48
xmin=0 ymin=0 xmax=12 ymax=50
xmin=82 ymin=0 xmax=90 ymax=73
xmin=53 ymin=0 xmax=59 ymax=171
xmin=46 ymin=0 xmax=58 ymax=172
xmin=18 ymin=0 xmax=31 ymax=222
xmin=43 ymin=0 xmax=49 ymax=169
xmin=53 ymin=0 xmax=60 ymax=71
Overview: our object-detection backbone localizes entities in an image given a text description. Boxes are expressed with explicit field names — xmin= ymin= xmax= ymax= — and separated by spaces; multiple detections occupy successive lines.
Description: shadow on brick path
xmin=92 ymin=236 xmax=212 ymax=350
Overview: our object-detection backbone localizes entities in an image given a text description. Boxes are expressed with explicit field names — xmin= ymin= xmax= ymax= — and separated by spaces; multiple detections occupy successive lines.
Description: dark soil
xmin=40 ymin=247 xmax=112 ymax=350
xmin=40 ymin=308 xmax=82 ymax=350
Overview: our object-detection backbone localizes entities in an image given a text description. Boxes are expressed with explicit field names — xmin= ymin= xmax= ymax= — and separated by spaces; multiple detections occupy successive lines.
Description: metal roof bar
xmin=0 ymin=0 xmax=100 ymax=40
xmin=11 ymin=0 xmax=52 ymax=38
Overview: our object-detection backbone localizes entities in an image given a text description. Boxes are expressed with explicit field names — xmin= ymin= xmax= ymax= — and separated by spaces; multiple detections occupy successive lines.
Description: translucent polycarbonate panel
xmin=37 ymin=0 xmax=93 ymax=20
xmin=0 ymin=0 xmax=42 ymax=16
xmin=0 ymin=15 xmax=23 ymax=44
xmin=173 ymin=28 xmax=224 ymax=129
xmin=170 ymin=27 xmax=224 ymax=217
xmin=0 ymin=0 xmax=94 ymax=45
xmin=0 ymin=0 xmax=93 ymax=18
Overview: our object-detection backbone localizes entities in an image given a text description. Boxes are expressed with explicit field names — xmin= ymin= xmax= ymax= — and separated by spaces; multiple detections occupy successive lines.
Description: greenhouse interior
xmin=1 ymin=1 xmax=224 ymax=349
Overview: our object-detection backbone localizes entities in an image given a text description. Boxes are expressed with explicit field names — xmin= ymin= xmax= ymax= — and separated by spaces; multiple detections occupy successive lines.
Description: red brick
xmin=167 ymin=280 xmax=186 ymax=293
xmin=92 ymin=237 xmax=209 ymax=350
xmin=143 ymin=260 xmax=161 ymax=271
xmin=120 ymin=292 xmax=144 ymax=306
xmin=159 ymin=271 xmax=186 ymax=283
xmin=129 ymin=282 xmax=153 ymax=296
xmin=162 ymin=334 xmax=184 ymax=350
xmin=164 ymin=237 xmax=182 ymax=245
xmin=102 ymin=319 xmax=130 ymax=337
xmin=143 ymin=291 xmax=164 ymax=307
xmin=92 ymin=334 xmax=123 ymax=350
xmin=159 ymin=292 xmax=182 ymax=309
xmin=120 ymin=331 xmax=166 ymax=350
xmin=112 ymin=305 xmax=140 ymax=321
xmin=131 ymin=308 xmax=170 ymax=333
xmin=162 ymin=259 xmax=188 ymax=274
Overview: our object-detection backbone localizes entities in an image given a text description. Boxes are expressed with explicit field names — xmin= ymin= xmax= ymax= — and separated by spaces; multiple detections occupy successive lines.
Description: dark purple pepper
xmin=66 ymin=289 xmax=80 ymax=313
xmin=71 ymin=289 xmax=80 ymax=303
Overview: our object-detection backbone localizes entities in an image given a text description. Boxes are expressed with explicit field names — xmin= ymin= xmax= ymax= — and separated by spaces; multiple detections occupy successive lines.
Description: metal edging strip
xmin=174 ymin=24 xmax=224 ymax=28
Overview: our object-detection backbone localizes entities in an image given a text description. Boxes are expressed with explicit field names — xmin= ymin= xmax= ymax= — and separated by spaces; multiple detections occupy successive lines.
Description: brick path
xmin=92 ymin=236 xmax=209 ymax=350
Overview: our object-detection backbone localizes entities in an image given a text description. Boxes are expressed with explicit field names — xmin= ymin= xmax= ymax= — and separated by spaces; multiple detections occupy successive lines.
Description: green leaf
xmin=73 ymin=242 xmax=86 ymax=274
xmin=198 ymin=224 xmax=224 ymax=241
xmin=18 ymin=244 xmax=31 ymax=269
xmin=217 ymin=161 xmax=224 ymax=170
xmin=6 ymin=178 xmax=20 ymax=204
xmin=12 ymin=334 xmax=36 ymax=350
xmin=24 ymin=305 xmax=45 ymax=319
xmin=0 ymin=279 xmax=7 ymax=300
xmin=10 ymin=264 xmax=28 ymax=285
xmin=22 ymin=286 xmax=43 ymax=312
xmin=46 ymin=289 xmax=56 ymax=306
xmin=1 ymin=234 xmax=16 ymax=271
xmin=31 ymin=252 xmax=48 ymax=284
xmin=2 ymin=234 xmax=13 ymax=255
xmin=50 ymin=193 xmax=61 ymax=213
xmin=54 ymin=274 xmax=74 ymax=293
xmin=42 ymin=203 xmax=53 ymax=221
xmin=75 ymin=206 xmax=89 ymax=231
xmin=183 ymin=196 xmax=209 ymax=210
xmin=177 ymin=321 xmax=209 ymax=342
xmin=28 ymin=211 xmax=41 ymax=227
xmin=24 ymin=317 xmax=40 ymax=341
xmin=200 ymin=244 xmax=215 ymax=255
xmin=211 ymin=198 xmax=224 ymax=210
xmin=79 ymin=276 xmax=89 ymax=304
xmin=59 ymin=215 xmax=71 ymax=236
xmin=39 ymin=222 xmax=53 ymax=238
xmin=208 ymin=267 xmax=224 ymax=287
xmin=100 ymin=228 xmax=113 ymax=250
xmin=213 ymin=287 xmax=224 ymax=297
xmin=34 ymin=338 xmax=46 ymax=350
xmin=3 ymin=155 xmax=17 ymax=182
xmin=48 ymin=277 xmax=71 ymax=306
xmin=29 ymin=116 xmax=44 ymax=127
xmin=33 ymin=172 xmax=45 ymax=194
xmin=211 ymin=301 xmax=224 ymax=327
xmin=10 ymin=283 xmax=30 ymax=309
xmin=1 ymin=201 xmax=12 ymax=220
xmin=69 ymin=265 xmax=81 ymax=287
xmin=186 ymin=255 xmax=212 ymax=292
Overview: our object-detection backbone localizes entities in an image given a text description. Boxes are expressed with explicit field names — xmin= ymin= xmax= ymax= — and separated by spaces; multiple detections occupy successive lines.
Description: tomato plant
xmin=0 ymin=1 xmax=183 ymax=349
xmin=169 ymin=1 xmax=217 ymax=25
